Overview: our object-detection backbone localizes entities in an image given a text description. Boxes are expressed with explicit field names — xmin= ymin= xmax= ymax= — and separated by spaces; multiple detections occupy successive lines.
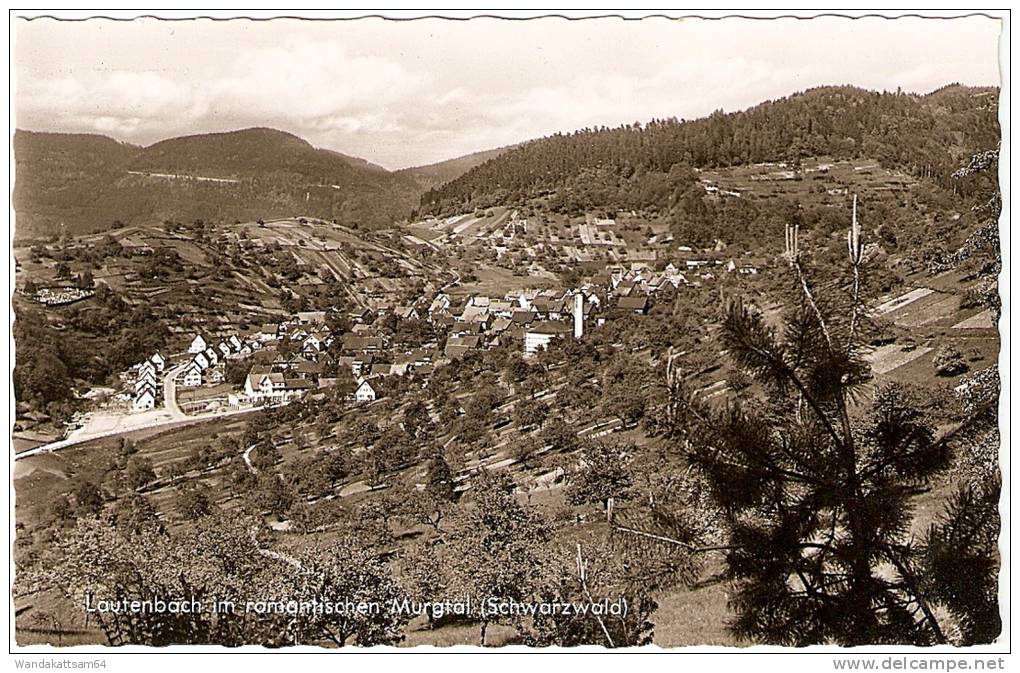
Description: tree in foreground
xmin=33 ymin=514 xmax=409 ymax=647
xmin=448 ymin=469 xmax=552 ymax=646
xmin=522 ymin=537 xmax=658 ymax=647
xmin=628 ymin=199 xmax=1000 ymax=645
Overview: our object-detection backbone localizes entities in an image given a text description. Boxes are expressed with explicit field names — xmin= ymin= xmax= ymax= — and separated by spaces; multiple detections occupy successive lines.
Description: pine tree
xmin=612 ymin=197 xmax=999 ymax=645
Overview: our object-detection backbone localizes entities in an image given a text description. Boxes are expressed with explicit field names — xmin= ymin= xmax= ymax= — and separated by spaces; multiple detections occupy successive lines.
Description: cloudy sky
xmin=14 ymin=15 xmax=1002 ymax=170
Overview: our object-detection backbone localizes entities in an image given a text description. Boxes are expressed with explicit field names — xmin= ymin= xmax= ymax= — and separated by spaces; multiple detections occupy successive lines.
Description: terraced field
xmin=407 ymin=206 xmax=513 ymax=243
xmin=698 ymin=156 xmax=920 ymax=205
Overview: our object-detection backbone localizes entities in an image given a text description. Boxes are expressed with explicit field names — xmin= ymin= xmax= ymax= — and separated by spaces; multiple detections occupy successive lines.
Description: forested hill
xmin=14 ymin=128 xmax=425 ymax=239
xmin=419 ymin=85 xmax=1000 ymax=216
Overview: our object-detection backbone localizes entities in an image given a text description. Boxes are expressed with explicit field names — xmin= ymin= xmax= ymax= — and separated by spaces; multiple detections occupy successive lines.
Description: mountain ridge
xmin=14 ymin=84 xmax=999 ymax=239
xmin=419 ymin=84 xmax=1000 ymax=217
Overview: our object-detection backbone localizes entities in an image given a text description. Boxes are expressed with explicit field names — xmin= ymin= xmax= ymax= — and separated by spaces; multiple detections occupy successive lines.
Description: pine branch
xmin=882 ymin=543 xmax=948 ymax=645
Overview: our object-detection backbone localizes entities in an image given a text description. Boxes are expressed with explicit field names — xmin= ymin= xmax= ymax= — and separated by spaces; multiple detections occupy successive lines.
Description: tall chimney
xmin=573 ymin=292 xmax=584 ymax=339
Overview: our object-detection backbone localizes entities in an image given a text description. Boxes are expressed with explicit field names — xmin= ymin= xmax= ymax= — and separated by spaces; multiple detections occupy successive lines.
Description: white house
xmin=354 ymin=379 xmax=377 ymax=404
xmin=134 ymin=370 xmax=157 ymax=392
xmin=207 ymin=366 xmax=225 ymax=384
xmin=133 ymin=387 xmax=156 ymax=412
xmin=192 ymin=351 xmax=211 ymax=370
xmin=524 ymin=322 xmax=572 ymax=356
xmin=188 ymin=335 xmax=208 ymax=354
xmin=243 ymin=372 xmax=311 ymax=404
xmin=258 ymin=324 xmax=280 ymax=342
xmin=245 ymin=372 xmax=287 ymax=403
xmin=203 ymin=347 xmax=220 ymax=366
xmin=149 ymin=352 xmax=166 ymax=371
xmin=217 ymin=341 xmax=232 ymax=359
xmin=302 ymin=334 xmax=322 ymax=353
xmin=137 ymin=359 xmax=156 ymax=379
xmin=228 ymin=335 xmax=243 ymax=351
xmin=181 ymin=364 xmax=203 ymax=387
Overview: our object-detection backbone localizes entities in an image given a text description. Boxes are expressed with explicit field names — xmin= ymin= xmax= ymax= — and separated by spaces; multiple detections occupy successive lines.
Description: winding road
xmin=163 ymin=362 xmax=190 ymax=421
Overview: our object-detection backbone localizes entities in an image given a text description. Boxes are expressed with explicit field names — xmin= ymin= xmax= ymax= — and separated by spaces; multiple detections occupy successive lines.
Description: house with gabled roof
xmin=532 ymin=297 xmax=566 ymax=320
xmin=137 ymin=359 xmax=156 ymax=380
xmin=192 ymin=351 xmax=212 ymax=370
xmin=511 ymin=310 xmax=537 ymax=326
xmin=217 ymin=341 xmax=232 ymax=359
xmin=489 ymin=317 xmax=512 ymax=334
xmin=133 ymin=385 xmax=157 ymax=412
xmin=524 ymin=321 xmax=572 ymax=355
xmin=444 ymin=334 xmax=482 ymax=360
xmin=459 ymin=304 xmax=490 ymax=325
xmin=354 ymin=378 xmax=377 ymax=404
xmin=302 ymin=333 xmax=323 ymax=354
xmin=428 ymin=293 xmax=451 ymax=316
xmin=341 ymin=335 xmax=383 ymax=352
xmin=258 ymin=324 xmax=280 ymax=342
xmin=617 ymin=295 xmax=649 ymax=314
xmin=350 ymin=307 xmax=374 ymax=324
xmin=394 ymin=306 xmax=419 ymax=320
xmin=134 ymin=372 xmax=157 ymax=393
xmin=181 ymin=363 xmax=203 ymax=387
xmin=726 ymin=257 xmax=767 ymax=275
xmin=149 ymin=352 xmax=166 ymax=371
xmin=296 ymin=310 xmax=326 ymax=324
xmin=245 ymin=371 xmax=297 ymax=403
xmin=370 ymin=363 xmax=395 ymax=377
xmin=188 ymin=335 xmax=208 ymax=354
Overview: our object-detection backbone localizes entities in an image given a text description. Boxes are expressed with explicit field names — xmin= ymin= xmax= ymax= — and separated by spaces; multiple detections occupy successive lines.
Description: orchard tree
xmin=285 ymin=539 xmax=409 ymax=646
xmin=73 ymin=480 xmax=104 ymax=517
xmin=175 ymin=482 xmax=214 ymax=520
xmin=449 ymin=470 xmax=552 ymax=645
xmin=124 ymin=456 xmax=156 ymax=491
xmin=113 ymin=493 xmax=163 ymax=535
xmin=523 ymin=539 xmax=657 ymax=647
xmin=565 ymin=440 xmax=633 ymax=510
xmin=398 ymin=543 xmax=449 ymax=629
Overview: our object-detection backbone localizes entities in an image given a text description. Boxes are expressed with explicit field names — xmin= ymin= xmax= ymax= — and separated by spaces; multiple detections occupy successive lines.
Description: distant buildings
xmin=726 ymin=257 xmax=767 ymax=275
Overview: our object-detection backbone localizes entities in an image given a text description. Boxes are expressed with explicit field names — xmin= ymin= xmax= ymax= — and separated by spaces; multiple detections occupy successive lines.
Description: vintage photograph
xmin=10 ymin=12 xmax=1004 ymax=650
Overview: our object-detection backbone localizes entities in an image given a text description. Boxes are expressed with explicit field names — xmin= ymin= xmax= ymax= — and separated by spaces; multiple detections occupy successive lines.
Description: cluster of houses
xmin=131 ymin=352 xmax=166 ymax=411
xmin=182 ymin=333 xmax=257 ymax=388
xmin=239 ymin=355 xmax=378 ymax=407
xmin=416 ymin=253 xmax=768 ymax=360
xmin=425 ymin=288 xmax=596 ymax=358
xmin=493 ymin=210 xmax=528 ymax=241
xmin=238 ymin=311 xmax=384 ymax=406
xmin=135 ymin=245 xmax=772 ymax=416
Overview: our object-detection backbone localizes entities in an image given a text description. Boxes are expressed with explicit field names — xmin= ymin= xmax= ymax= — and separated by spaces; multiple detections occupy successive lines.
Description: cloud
xmin=13 ymin=15 xmax=1001 ymax=169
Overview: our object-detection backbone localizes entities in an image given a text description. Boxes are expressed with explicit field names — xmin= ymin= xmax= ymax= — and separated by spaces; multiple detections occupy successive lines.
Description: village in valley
xmin=11 ymin=79 xmax=1003 ymax=649
xmin=24 ymin=211 xmax=774 ymax=452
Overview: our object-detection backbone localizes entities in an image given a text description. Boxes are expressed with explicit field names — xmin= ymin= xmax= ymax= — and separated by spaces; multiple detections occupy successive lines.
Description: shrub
xmin=933 ymin=344 xmax=969 ymax=377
